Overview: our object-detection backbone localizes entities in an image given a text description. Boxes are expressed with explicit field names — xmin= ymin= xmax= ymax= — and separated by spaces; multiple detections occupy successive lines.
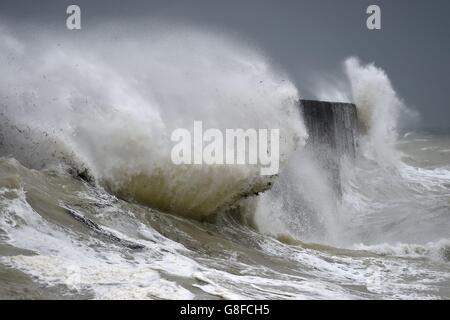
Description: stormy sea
xmin=1 ymin=24 xmax=449 ymax=300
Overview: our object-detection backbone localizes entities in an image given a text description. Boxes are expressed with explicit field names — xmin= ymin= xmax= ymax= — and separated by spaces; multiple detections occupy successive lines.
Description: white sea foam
xmin=353 ymin=239 xmax=450 ymax=262
xmin=0 ymin=186 xmax=199 ymax=299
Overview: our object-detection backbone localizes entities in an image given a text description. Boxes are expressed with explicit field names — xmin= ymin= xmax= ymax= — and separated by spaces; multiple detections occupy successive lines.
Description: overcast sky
xmin=1 ymin=0 xmax=449 ymax=129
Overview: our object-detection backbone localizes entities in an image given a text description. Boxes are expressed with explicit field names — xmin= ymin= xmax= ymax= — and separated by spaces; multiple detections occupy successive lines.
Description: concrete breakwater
xmin=300 ymin=100 xmax=358 ymax=195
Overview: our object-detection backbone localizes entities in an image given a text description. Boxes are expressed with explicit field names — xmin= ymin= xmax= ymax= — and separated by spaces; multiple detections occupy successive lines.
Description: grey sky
xmin=1 ymin=0 xmax=449 ymax=129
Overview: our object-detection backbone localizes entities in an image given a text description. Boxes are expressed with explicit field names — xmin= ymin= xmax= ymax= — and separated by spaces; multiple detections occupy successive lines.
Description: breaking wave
xmin=1 ymin=22 xmax=449 ymax=299
xmin=0 ymin=23 xmax=305 ymax=220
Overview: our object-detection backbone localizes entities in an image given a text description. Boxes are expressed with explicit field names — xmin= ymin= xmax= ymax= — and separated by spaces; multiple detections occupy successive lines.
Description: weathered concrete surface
xmin=300 ymin=100 xmax=358 ymax=195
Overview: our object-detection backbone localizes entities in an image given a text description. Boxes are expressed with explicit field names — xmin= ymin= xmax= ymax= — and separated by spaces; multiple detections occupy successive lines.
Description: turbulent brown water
xmin=1 ymin=133 xmax=450 ymax=299
xmin=1 ymin=23 xmax=450 ymax=300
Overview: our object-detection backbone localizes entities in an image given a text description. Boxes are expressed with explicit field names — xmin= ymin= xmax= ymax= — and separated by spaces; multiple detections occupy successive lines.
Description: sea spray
xmin=1 ymin=22 xmax=450 ymax=300
xmin=315 ymin=57 xmax=407 ymax=164
xmin=254 ymin=58 xmax=413 ymax=244
xmin=0 ymin=23 xmax=306 ymax=219
xmin=344 ymin=57 xmax=404 ymax=164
